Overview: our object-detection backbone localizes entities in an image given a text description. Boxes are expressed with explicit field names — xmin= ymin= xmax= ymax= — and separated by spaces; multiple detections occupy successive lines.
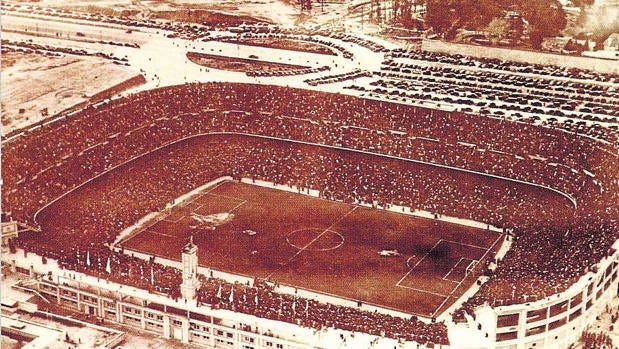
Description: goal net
xmin=465 ymin=259 xmax=479 ymax=276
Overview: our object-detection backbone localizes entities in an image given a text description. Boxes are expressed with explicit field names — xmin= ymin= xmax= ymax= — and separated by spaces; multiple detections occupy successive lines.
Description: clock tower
xmin=180 ymin=236 xmax=200 ymax=300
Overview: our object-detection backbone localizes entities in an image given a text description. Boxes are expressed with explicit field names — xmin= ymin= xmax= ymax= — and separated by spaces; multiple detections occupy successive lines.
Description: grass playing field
xmin=121 ymin=180 xmax=504 ymax=318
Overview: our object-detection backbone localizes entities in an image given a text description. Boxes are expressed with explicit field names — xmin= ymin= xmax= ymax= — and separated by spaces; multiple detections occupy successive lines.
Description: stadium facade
xmin=6 ymin=237 xmax=619 ymax=349
xmin=451 ymin=240 xmax=619 ymax=349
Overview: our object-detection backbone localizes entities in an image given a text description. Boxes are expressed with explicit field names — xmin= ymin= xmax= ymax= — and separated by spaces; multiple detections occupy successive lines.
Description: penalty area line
xmin=396 ymin=239 xmax=443 ymax=286
xmin=395 ymin=284 xmax=450 ymax=298
xmin=229 ymin=200 xmax=247 ymax=213
xmin=205 ymin=192 xmax=247 ymax=203
xmin=149 ymin=231 xmax=181 ymax=239
xmin=441 ymin=239 xmax=488 ymax=250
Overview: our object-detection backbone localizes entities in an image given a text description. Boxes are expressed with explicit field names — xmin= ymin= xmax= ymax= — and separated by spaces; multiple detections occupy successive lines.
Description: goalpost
xmin=465 ymin=259 xmax=479 ymax=276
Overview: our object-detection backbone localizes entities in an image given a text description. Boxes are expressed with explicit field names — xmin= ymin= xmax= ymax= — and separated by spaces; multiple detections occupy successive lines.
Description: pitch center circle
xmin=286 ymin=228 xmax=344 ymax=252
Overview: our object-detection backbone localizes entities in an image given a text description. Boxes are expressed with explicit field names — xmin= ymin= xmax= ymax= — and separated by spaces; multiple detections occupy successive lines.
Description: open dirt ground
xmin=1 ymin=52 xmax=138 ymax=134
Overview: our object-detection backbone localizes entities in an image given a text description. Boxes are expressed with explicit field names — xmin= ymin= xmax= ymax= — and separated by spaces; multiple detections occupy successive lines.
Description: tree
xmin=390 ymin=0 xmax=427 ymax=28
xmin=425 ymin=0 xmax=567 ymax=45
xmin=570 ymin=0 xmax=595 ymax=8
xmin=425 ymin=0 xmax=503 ymax=38
xmin=425 ymin=0 xmax=459 ymax=36
xmin=530 ymin=31 xmax=544 ymax=49
xmin=518 ymin=0 xmax=567 ymax=47
xmin=485 ymin=17 xmax=511 ymax=42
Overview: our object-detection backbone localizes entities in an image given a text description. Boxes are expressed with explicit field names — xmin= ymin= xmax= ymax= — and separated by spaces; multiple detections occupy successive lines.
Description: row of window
xmin=146 ymin=320 xmax=164 ymax=329
xmin=81 ymin=294 xmax=97 ymax=304
xmin=146 ymin=312 xmax=164 ymax=321
xmin=190 ymin=323 xmax=211 ymax=333
xmin=496 ymin=258 xmax=619 ymax=341
xmin=191 ymin=331 xmax=211 ymax=343
xmin=39 ymin=281 xmax=293 ymax=349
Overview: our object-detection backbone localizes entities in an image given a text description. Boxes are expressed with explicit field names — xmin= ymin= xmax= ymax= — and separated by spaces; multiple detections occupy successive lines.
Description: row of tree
xmin=296 ymin=0 xmax=586 ymax=49
xmin=425 ymin=0 xmax=569 ymax=46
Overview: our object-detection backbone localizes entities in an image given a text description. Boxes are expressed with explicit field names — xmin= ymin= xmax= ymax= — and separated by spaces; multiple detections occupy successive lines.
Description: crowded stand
xmin=18 ymin=134 xmax=458 ymax=345
xmin=32 ymin=133 xmax=574 ymax=249
xmin=196 ymin=277 xmax=447 ymax=345
xmin=3 ymin=82 xmax=619 ymax=344
xmin=580 ymin=331 xmax=614 ymax=349
xmin=453 ymin=218 xmax=619 ymax=321
xmin=4 ymin=83 xmax=611 ymax=194
xmin=4 ymin=83 xmax=616 ymax=218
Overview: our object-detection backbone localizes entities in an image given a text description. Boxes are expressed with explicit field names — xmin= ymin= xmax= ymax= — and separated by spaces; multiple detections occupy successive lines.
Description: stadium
xmin=2 ymin=3 xmax=619 ymax=349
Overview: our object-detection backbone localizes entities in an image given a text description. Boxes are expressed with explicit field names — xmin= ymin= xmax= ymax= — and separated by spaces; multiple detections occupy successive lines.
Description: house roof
xmin=605 ymin=33 xmax=619 ymax=50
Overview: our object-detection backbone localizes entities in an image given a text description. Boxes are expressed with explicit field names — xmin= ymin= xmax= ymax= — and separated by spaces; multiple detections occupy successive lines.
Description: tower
xmin=1 ymin=213 xmax=18 ymax=253
xmin=180 ymin=236 xmax=200 ymax=300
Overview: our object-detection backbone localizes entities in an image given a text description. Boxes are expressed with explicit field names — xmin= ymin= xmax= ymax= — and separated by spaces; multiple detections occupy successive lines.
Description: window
xmin=496 ymin=332 xmax=518 ymax=342
xmin=569 ymin=309 xmax=582 ymax=321
xmin=549 ymin=300 xmax=568 ymax=317
xmin=497 ymin=313 xmax=519 ymax=327
xmin=570 ymin=293 xmax=583 ymax=308
xmin=527 ymin=308 xmax=547 ymax=322
xmin=525 ymin=325 xmax=545 ymax=337
xmin=548 ymin=317 xmax=566 ymax=331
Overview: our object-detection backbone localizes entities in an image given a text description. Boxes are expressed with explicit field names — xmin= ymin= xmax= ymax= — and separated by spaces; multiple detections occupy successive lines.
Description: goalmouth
xmin=466 ymin=259 xmax=479 ymax=276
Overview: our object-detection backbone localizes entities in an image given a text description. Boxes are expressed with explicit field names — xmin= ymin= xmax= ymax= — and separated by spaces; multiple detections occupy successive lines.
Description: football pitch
xmin=121 ymin=180 xmax=504 ymax=317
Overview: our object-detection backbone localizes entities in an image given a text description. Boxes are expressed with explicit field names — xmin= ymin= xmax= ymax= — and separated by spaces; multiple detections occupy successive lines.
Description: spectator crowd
xmin=3 ymin=80 xmax=619 ymax=345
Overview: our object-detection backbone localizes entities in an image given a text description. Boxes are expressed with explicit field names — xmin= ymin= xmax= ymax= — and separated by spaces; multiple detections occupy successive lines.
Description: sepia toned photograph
xmin=1 ymin=0 xmax=618 ymax=348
